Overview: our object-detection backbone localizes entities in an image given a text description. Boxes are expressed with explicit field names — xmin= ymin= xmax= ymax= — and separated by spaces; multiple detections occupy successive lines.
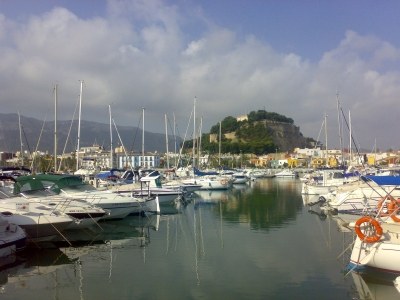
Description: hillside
xmin=0 ymin=113 xmax=179 ymax=154
xmin=203 ymin=110 xmax=315 ymax=154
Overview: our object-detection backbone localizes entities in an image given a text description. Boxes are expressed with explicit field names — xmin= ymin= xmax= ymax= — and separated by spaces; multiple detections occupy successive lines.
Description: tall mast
xmin=349 ymin=110 xmax=352 ymax=165
xmin=173 ymin=112 xmax=177 ymax=167
xmin=165 ymin=113 xmax=169 ymax=169
xmin=198 ymin=116 xmax=202 ymax=166
xmin=76 ymin=80 xmax=83 ymax=171
xmin=54 ymin=84 xmax=58 ymax=172
xmin=18 ymin=111 xmax=23 ymax=167
xmin=109 ymin=104 xmax=113 ymax=169
xmin=219 ymin=121 xmax=221 ymax=166
xmin=192 ymin=97 xmax=196 ymax=168
xmin=142 ymin=107 xmax=145 ymax=168
xmin=324 ymin=113 xmax=328 ymax=167
xmin=336 ymin=91 xmax=344 ymax=166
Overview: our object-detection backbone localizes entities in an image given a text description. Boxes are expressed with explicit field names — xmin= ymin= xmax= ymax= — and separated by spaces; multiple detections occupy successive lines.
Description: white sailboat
xmin=347 ymin=176 xmax=400 ymax=273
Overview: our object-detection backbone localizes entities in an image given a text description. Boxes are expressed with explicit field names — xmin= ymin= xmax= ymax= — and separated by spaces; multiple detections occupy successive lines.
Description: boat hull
xmin=0 ymin=224 xmax=26 ymax=257
xmin=349 ymin=222 xmax=400 ymax=273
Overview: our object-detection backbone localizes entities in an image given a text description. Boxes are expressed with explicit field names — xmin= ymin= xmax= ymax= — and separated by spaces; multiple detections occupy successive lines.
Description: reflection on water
xmin=0 ymin=214 xmax=160 ymax=298
xmin=2 ymin=178 xmax=399 ymax=299
xmin=352 ymin=272 xmax=400 ymax=300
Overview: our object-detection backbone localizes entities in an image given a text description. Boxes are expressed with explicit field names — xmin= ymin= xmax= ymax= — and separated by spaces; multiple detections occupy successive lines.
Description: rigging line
xmin=166 ymin=114 xmax=182 ymax=141
xmin=58 ymin=99 xmax=79 ymax=172
xmin=30 ymin=115 xmax=47 ymax=172
xmin=176 ymin=109 xmax=193 ymax=168
xmin=337 ymin=239 xmax=355 ymax=260
xmin=112 ymin=119 xmax=147 ymax=214
xmin=112 ymin=118 xmax=132 ymax=170
xmin=129 ymin=110 xmax=143 ymax=153
xmin=336 ymin=93 xmax=345 ymax=165
xmin=339 ymin=107 xmax=363 ymax=164
xmin=314 ymin=117 xmax=325 ymax=149
xmin=21 ymin=125 xmax=32 ymax=155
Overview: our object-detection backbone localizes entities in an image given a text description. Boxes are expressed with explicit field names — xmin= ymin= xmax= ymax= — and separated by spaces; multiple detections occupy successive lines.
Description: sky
xmin=1 ymin=0 xmax=400 ymax=152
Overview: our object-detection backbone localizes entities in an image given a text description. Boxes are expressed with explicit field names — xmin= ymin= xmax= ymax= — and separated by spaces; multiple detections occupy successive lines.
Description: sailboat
xmin=347 ymin=176 xmax=400 ymax=273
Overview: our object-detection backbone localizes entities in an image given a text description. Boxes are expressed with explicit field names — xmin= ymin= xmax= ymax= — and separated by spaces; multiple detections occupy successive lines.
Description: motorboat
xmin=0 ymin=188 xmax=76 ymax=242
xmin=274 ymin=169 xmax=298 ymax=178
xmin=111 ymin=170 xmax=184 ymax=205
xmin=0 ymin=215 xmax=26 ymax=258
xmin=301 ymin=169 xmax=359 ymax=195
xmin=13 ymin=175 xmax=109 ymax=229
xmin=15 ymin=174 xmax=159 ymax=220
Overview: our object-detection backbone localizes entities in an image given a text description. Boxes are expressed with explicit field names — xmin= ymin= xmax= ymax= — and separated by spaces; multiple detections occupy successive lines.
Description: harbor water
xmin=1 ymin=178 xmax=397 ymax=299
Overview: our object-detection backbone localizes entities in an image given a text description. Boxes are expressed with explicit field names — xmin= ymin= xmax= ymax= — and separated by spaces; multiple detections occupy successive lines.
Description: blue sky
xmin=1 ymin=0 xmax=400 ymax=151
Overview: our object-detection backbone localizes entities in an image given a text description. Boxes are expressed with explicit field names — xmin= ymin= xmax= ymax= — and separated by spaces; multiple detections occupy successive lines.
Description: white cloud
xmin=1 ymin=2 xmax=400 ymax=150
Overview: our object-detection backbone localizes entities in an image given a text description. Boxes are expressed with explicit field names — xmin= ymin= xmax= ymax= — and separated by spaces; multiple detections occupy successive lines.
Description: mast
xmin=349 ymin=110 xmax=352 ymax=165
xmin=219 ymin=121 xmax=221 ymax=166
xmin=18 ymin=111 xmax=23 ymax=167
xmin=336 ymin=91 xmax=344 ymax=166
xmin=324 ymin=113 xmax=328 ymax=167
xmin=142 ymin=107 xmax=145 ymax=168
xmin=198 ymin=116 xmax=202 ymax=167
xmin=76 ymin=80 xmax=83 ymax=171
xmin=54 ymin=84 xmax=58 ymax=172
xmin=173 ymin=112 xmax=177 ymax=167
xmin=192 ymin=97 xmax=196 ymax=168
xmin=109 ymin=104 xmax=113 ymax=169
xmin=165 ymin=113 xmax=169 ymax=169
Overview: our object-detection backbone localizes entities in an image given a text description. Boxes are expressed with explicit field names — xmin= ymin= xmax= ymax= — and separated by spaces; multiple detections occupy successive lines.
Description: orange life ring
xmin=387 ymin=198 xmax=400 ymax=222
xmin=377 ymin=195 xmax=397 ymax=217
xmin=220 ymin=179 xmax=228 ymax=185
xmin=354 ymin=216 xmax=383 ymax=243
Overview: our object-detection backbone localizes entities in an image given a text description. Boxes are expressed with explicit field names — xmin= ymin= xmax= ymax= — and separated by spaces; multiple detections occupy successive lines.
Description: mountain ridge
xmin=0 ymin=113 xmax=177 ymax=154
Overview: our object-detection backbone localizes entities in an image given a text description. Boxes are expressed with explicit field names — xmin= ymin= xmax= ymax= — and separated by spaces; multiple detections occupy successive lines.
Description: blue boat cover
xmin=362 ymin=175 xmax=400 ymax=186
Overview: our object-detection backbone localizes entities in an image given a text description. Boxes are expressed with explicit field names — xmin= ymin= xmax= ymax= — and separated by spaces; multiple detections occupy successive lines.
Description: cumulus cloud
xmin=0 ymin=0 xmax=399 ymax=150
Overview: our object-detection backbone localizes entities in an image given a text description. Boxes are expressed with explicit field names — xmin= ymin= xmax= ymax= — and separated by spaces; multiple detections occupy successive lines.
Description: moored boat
xmin=0 ymin=215 xmax=26 ymax=257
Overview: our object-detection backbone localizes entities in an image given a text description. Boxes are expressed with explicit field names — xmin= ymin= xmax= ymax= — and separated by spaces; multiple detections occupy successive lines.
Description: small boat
xmin=112 ymin=170 xmax=184 ymax=205
xmin=0 ymin=215 xmax=26 ymax=258
xmin=183 ymin=175 xmax=232 ymax=191
xmin=274 ymin=169 xmax=298 ymax=178
xmin=301 ymin=169 xmax=359 ymax=195
xmin=231 ymin=172 xmax=250 ymax=184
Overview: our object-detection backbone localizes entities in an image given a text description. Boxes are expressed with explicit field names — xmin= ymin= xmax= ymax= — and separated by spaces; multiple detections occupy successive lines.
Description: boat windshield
xmin=0 ymin=188 xmax=13 ymax=199
xmin=22 ymin=189 xmax=58 ymax=197
xmin=62 ymin=184 xmax=97 ymax=193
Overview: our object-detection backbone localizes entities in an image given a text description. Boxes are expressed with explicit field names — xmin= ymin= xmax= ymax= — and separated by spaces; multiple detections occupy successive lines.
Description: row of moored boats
xmin=0 ymin=166 xmax=278 ymax=258
xmin=301 ymin=166 xmax=400 ymax=276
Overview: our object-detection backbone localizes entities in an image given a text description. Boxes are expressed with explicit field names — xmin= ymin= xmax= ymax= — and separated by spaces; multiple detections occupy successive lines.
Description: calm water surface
xmin=0 ymin=178 xmax=397 ymax=299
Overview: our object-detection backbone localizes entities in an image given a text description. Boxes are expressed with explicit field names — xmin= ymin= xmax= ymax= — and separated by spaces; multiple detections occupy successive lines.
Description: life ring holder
xmin=387 ymin=198 xmax=400 ymax=222
xmin=354 ymin=216 xmax=383 ymax=243
xmin=376 ymin=195 xmax=396 ymax=216
xmin=377 ymin=195 xmax=400 ymax=222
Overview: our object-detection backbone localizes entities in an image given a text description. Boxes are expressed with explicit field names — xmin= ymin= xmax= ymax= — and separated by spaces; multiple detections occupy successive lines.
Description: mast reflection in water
xmin=0 ymin=179 xmax=386 ymax=299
